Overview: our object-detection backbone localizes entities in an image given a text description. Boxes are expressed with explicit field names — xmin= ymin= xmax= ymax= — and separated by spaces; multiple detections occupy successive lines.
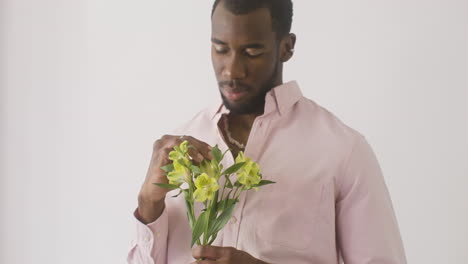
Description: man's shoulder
xmin=297 ymin=97 xmax=371 ymax=176
xmin=297 ymin=96 xmax=364 ymax=142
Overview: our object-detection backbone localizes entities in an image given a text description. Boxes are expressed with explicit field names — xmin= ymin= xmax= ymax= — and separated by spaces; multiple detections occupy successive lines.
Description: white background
xmin=1 ymin=0 xmax=467 ymax=263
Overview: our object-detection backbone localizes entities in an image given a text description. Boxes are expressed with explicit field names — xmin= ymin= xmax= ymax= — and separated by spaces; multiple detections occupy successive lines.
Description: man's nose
xmin=222 ymin=54 xmax=247 ymax=80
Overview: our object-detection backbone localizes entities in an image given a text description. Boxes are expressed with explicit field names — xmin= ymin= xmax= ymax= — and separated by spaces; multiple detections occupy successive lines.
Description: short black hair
xmin=211 ymin=0 xmax=293 ymax=39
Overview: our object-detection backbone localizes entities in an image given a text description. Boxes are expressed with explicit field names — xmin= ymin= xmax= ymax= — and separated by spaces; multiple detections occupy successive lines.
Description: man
xmin=128 ymin=0 xmax=407 ymax=263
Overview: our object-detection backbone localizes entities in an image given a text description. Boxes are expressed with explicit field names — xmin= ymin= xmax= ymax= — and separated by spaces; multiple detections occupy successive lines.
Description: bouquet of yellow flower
xmin=155 ymin=140 xmax=274 ymax=247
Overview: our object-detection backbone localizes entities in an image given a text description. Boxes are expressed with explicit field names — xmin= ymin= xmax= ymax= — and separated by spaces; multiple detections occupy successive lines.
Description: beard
xmin=219 ymin=62 xmax=279 ymax=115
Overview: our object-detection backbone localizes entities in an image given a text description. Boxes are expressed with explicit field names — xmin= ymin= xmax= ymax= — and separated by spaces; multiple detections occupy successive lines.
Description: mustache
xmin=218 ymin=80 xmax=252 ymax=91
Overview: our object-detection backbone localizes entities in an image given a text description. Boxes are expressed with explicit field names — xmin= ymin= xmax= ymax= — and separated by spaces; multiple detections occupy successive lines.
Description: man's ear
xmin=280 ymin=33 xmax=296 ymax=63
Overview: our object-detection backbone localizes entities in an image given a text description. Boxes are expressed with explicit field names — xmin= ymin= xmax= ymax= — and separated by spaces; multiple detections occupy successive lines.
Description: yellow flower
xmin=169 ymin=140 xmax=191 ymax=167
xmin=193 ymin=173 xmax=219 ymax=202
xmin=200 ymin=159 xmax=218 ymax=179
xmin=235 ymin=151 xmax=261 ymax=190
xmin=178 ymin=140 xmax=189 ymax=152
xmin=168 ymin=150 xmax=184 ymax=162
xmin=167 ymin=160 xmax=190 ymax=186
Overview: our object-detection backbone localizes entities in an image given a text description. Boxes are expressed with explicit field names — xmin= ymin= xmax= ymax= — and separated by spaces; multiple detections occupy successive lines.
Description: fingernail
xmin=197 ymin=153 xmax=204 ymax=161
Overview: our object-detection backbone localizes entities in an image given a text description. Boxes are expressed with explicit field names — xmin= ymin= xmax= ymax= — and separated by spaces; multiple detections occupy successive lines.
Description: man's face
xmin=211 ymin=4 xmax=280 ymax=115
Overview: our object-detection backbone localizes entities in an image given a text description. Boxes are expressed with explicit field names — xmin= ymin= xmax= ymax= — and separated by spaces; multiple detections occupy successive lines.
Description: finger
xmin=187 ymin=146 xmax=204 ymax=164
xmin=145 ymin=147 xmax=171 ymax=182
xmin=172 ymin=135 xmax=213 ymax=163
xmin=185 ymin=136 xmax=214 ymax=160
xmin=192 ymin=245 xmax=227 ymax=260
xmin=170 ymin=136 xmax=202 ymax=163
xmin=158 ymin=147 xmax=172 ymax=164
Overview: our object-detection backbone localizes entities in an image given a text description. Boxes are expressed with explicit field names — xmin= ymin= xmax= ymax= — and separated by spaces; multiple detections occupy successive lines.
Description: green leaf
xmin=208 ymin=203 xmax=237 ymax=236
xmin=225 ymin=175 xmax=233 ymax=188
xmin=191 ymin=211 xmax=208 ymax=247
xmin=218 ymin=197 xmax=236 ymax=212
xmin=191 ymin=165 xmax=202 ymax=174
xmin=211 ymin=145 xmax=223 ymax=163
xmin=186 ymin=211 xmax=193 ymax=228
xmin=207 ymin=232 xmax=218 ymax=245
xmin=252 ymin=180 xmax=276 ymax=187
xmin=234 ymin=181 xmax=242 ymax=187
xmin=220 ymin=189 xmax=233 ymax=208
xmin=153 ymin=183 xmax=179 ymax=190
xmin=226 ymin=198 xmax=238 ymax=208
xmin=184 ymin=190 xmax=195 ymax=228
xmin=160 ymin=163 xmax=174 ymax=173
xmin=211 ymin=159 xmax=220 ymax=174
xmin=174 ymin=145 xmax=181 ymax=152
xmin=203 ymin=192 xmax=220 ymax=242
xmin=171 ymin=189 xmax=183 ymax=198
xmin=221 ymin=162 xmax=245 ymax=176
xmin=207 ymin=191 xmax=219 ymax=234
xmin=217 ymin=199 xmax=225 ymax=212
xmin=221 ymin=148 xmax=231 ymax=161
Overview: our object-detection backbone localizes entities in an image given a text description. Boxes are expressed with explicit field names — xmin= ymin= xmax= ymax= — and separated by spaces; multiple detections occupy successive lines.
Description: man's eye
xmin=214 ymin=46 xmax=228 ymax=54
xmin=245 ymin=49 xmax=263 ymax=58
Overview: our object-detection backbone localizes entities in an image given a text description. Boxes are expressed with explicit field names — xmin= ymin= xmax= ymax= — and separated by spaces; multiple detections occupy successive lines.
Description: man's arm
xmin=127 ymin=134 xmax=214 ymax=264
xmin=336 ymin=135 xmax=407 ymax=263
xmin=127 ymin=206 xmax=170 ymax=264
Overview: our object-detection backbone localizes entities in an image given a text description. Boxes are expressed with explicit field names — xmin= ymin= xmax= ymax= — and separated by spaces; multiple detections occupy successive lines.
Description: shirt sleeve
xmin=336 ymin=134 xmax=407 ymax=263
xmin=127 ymin=207 xmax=169 ymax=264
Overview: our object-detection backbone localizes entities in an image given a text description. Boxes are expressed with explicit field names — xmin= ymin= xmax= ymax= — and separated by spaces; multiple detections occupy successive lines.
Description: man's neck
xmin=225 ymin=102 xmax=264 ymax=152
xmin=229 ymin=110 xmax=261 ymax=130
xmin=224 ymin=78 xmax=283 ymax=152
xmin=222 ymin=112 xmax=259 ymax=159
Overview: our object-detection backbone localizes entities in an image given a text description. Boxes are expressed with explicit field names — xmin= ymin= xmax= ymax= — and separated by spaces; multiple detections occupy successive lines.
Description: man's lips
xmin=223 ymin=89 xmax=248 ymax=101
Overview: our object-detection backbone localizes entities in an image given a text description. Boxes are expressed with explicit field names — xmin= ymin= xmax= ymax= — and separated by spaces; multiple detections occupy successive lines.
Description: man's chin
xmin=223 ymin=101 xmax=261 ymax=115
xmin=223 ymin=102 xmax=243 ymax=115
xmin=222 ymin=98 xmax=248 ymax=115
xmin=220 ymin=90 xmax=266 ymax=115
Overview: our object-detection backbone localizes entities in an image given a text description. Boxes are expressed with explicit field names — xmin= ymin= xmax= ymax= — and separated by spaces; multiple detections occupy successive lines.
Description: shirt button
xmin=144 ymin=234 xmax=151 ymax=242
xmin=231 ymin=216 xmax=237 ymax=224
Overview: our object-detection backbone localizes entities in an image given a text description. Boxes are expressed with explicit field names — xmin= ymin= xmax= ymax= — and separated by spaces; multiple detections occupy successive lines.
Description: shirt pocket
xmin=253 ymin=174 xmax=324 ymax=251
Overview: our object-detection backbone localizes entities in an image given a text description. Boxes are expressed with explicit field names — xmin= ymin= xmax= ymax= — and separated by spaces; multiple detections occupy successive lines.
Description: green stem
xmin=235 ymin=186 xmax=244 ymax=200
xmin=207 ymin=232 xmax=217 ymax=245
xmin=203 ymin=196 xmax=215 ymax=244
xmin=232 ymin=185 xmax=240 ymax=199
xmin=188 ymin=173 xmax=202 ymax=246
xmin=220 ymin=174 xmax=229 ymax=199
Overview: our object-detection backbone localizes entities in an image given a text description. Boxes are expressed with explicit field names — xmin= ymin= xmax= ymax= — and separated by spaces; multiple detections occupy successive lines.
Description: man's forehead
xmin=211 ymin=5 xmax=275 ymax=44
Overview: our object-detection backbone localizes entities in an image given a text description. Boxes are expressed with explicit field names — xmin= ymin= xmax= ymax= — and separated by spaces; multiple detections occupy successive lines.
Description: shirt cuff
xmin=133 ymin=206 xmax=169 ymax=249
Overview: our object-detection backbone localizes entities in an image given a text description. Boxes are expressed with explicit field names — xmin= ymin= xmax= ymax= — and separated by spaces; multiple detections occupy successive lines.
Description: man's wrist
xmin=136 ymin=200 xmax=165 ymax=224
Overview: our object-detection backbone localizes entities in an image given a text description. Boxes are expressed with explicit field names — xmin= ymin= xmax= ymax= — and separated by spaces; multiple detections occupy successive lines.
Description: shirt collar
xmin=210 ymin=80 xmax=303 ymax=120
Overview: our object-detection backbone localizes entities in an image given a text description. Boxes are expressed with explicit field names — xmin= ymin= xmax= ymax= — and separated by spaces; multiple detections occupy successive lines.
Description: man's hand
xmin=137 ymin=135 xmax=213 ymax=224
xmin=190 ymin=245 xmax=267 ymax=264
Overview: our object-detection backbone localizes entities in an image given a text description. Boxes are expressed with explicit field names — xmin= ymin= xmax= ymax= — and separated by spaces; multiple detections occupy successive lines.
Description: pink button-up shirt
xmin=127 ymin=80 xmax=407 ymax=264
